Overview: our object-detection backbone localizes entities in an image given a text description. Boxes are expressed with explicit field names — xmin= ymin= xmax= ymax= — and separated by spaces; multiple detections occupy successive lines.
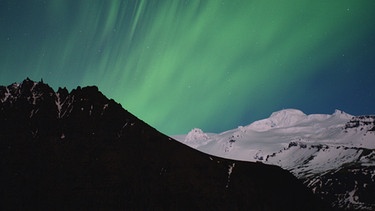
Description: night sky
xmin=1 ymin=0 xmax=375 ymax=135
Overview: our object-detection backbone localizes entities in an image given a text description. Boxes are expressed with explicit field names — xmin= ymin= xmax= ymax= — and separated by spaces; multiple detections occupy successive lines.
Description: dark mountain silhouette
xmin=0 ymin=78 xmax=331 ymax=210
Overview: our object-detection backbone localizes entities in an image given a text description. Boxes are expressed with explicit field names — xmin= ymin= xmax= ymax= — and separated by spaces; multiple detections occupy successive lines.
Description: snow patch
xmin=1 ymin=87 xmax=11 ymax=103
xmin=226 ymin=163 xmax=235 ymax=188
xmin=55 ymin=93 xmax=62 ymax=118
xmin=101 ymin=103 xmax=109 ymax=115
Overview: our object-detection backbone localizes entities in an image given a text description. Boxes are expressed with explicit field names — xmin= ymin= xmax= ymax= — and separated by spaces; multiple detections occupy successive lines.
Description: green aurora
xmin=1 ymin=0 xmax=375 ymax=134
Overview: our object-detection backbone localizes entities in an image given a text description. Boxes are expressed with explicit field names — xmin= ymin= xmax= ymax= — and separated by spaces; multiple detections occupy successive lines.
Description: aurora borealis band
xmin=1 ymin=1 xmax=375 ymax=135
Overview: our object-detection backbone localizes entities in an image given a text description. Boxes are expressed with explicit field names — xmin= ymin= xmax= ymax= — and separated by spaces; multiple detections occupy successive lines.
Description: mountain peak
xmin=332 ymin=109 xmax=353 ymax=119
xmin=247 ymin=109 xmax=307 ymax=131
xmin=184 ymin=128 xmax=210 ymax=147
xmin=271 ymin=108 xmax=306 ymax=116
xmin=1 ymin=78 xmax=55 ymax=104
xmin=270 ymin=108 xmax=306 ymax=122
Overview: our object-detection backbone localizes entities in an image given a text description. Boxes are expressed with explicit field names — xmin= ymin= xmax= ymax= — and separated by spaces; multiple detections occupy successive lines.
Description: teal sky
xmin=1 ymin=0 xmax=375 ymax=135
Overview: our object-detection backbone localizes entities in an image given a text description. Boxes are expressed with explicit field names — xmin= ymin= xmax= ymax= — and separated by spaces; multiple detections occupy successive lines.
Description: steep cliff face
xmin=0 ymin=79 xmax=330 ymax=210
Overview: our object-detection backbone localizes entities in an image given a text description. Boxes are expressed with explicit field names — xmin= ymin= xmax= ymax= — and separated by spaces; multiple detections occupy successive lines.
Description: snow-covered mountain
xmin=173 ymin=109 xmax=375 ymax=210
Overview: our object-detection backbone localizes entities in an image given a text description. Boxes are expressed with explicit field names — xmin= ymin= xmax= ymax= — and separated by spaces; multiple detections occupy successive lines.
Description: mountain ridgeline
xmin=0 ymin=79 xmax=330 ymax=210
xmin=174 ymin=109 xmax=375 ymax=210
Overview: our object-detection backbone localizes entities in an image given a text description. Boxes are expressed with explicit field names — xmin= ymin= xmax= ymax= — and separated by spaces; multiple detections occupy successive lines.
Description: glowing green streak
xmin=82 ymin=0 xmax=373 ymax=134
xmin=1 ymin=0 xmax=374 ymax=134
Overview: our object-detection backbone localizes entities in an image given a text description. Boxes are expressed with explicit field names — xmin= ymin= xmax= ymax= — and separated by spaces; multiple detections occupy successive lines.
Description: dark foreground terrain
xmin=0 ymin=79 xmax=330 ymax=210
